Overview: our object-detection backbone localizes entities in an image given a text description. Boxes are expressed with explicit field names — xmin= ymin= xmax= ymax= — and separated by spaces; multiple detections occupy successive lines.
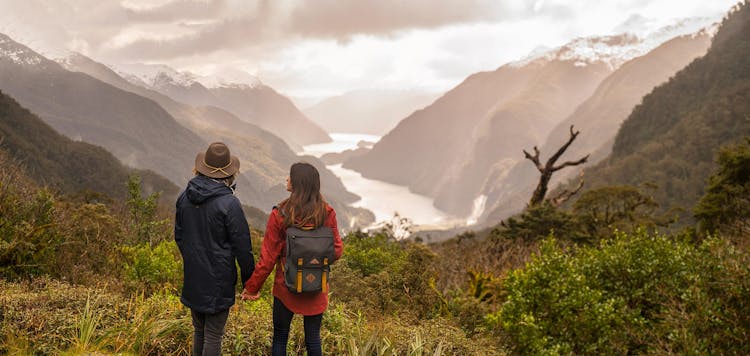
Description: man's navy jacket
xmin=175 ymin=175 xmax=255 ymax=314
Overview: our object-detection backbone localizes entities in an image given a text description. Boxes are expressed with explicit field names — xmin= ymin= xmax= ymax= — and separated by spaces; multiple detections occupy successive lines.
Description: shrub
xmin=492 ymin=238 xmax=630 ymax=354
xmin=0 ymin=187 xmax=59 ymax=278
xmin=342 ymin=231 xmax=407 ymax=276
xmin=121 ymin=240 xmax=182 ymax=294
xmin=334 ymin=232 xmax=440 ymax=318
xmin=695 ymin=138 xmax=750 ymax=237
xmin=492 ymin=230 xmax=750 ymax=354
xmin=491 ymin=202 xmax=578 ymax=242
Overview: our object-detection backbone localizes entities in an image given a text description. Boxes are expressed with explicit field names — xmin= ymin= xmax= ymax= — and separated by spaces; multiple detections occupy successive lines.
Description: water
xmin=302 ymin=133 xmax=459 ymax=227
xmin=466 ymin=195 xmax=487 ymax=226
xmin=302 ymin=133 xmax=380 ymax=157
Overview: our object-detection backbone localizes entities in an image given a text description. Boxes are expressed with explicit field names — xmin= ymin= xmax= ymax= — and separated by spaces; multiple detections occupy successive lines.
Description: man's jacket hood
xmin=185 ymin=175 xmax=233 ymax=205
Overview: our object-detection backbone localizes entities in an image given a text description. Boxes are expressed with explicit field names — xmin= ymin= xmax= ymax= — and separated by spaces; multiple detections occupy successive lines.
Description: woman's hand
xmin=241 ymin=289 xmax=260 ymax=301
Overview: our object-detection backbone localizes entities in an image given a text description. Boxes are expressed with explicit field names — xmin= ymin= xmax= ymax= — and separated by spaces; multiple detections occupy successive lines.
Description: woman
xmin=242 ymin=162 xmax=343 ymax=356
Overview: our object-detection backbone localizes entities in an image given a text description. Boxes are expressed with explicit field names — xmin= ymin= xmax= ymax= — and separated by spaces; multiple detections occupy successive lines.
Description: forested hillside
xmin=0 ymin=90 xmax=176 ymax=200
xmin=481 ymin=32 xmax=712 ymax=223
xmin=537 ymin=1 xmax=750 ymax=226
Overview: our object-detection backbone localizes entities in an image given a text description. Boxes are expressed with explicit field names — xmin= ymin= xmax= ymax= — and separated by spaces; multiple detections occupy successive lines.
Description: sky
xmin=0 ymin=0 xmax=739 ymax=101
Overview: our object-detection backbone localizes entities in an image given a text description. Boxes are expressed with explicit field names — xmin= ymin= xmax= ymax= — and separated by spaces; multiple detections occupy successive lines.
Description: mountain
xmin=59 ymin=53 xmax=374 ymax=229
xmin=345 ymin=19 xmax=721 ymax=220
xmin=344 ymin=37 xmax=620 ymax=217
xmin=303 ymin=89 xmax=440 ymax=135
xmin=0 ymin=33 xmax=205 ymax=188
xmin=480 ymin=30 xmax=713 ymax=224
xmin=0 ymin=89 xmax=177 ymax=200
xmin=487 ymin=2 xmax=750 ymax=226
xmin=432 ymin=59 xmax=611 ymax=216
xmin=114 ymin=63 xmax=331 ymax=150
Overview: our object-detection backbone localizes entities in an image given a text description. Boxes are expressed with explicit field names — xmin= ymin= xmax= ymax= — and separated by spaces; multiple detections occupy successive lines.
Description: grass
xmin=0 ymin=278 xmax=501 ymax=355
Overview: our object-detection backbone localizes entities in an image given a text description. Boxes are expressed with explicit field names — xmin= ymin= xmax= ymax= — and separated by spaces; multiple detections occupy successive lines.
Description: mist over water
xmin=302 ymin=133 xmax=380 ymax=157
xmin=301 ymin=133 xmax=458 ymax=226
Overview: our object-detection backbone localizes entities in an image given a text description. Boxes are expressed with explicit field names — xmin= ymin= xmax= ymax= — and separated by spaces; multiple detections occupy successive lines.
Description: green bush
xmin=0 ymin=186 xmax=59 ymax=277
xmin=695 ymin=138 xmax=750 ymax=236
xmin=491 ymin=202 xmax=578 ymax=242
xmin=334 ymin=232 xmax=440 ymax=318
xmin=121 ymin=240 xmax=182 ymax=294
xmin=649 ymin=238 xmax=750 ymax=354
xmin=342 ymin=232 xmax=407 ymax=276
xmin=492 ymin=230 xmax=750 ymax=354
xmin=492 ymin=238 xmax=630 ymax=355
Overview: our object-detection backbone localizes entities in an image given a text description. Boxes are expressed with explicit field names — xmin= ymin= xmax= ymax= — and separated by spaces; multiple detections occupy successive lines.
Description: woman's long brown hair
xmin=279 ymin=162 xmax=327 ymax=228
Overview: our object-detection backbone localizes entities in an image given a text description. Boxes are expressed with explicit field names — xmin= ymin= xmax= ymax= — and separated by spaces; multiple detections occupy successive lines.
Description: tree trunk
xmin=524 ymin=125 xmax=589 ymax=207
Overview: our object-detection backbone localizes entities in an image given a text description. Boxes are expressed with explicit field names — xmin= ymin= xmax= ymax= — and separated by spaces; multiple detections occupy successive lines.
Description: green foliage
xmin=492 ymin=238 xmax=629 ymax=354
xmin=341 ymin=231 xmax=408 ymax=277
xmin=573 ymin=184 xmax=673 ymax=240
xmin=436 ymin=270 xmax=504 ymax=335
xmin=68 ymin=296 xmax=103 ymax=354
xmin=0 ymin=89 xmax=177 ymax=201
xmin=126 ymin=174 xmax=169 ymax=244
xmin=334 ymin=232 xmax=440 ymax=317
xmin=491 ymin=202 xmax=577 ymax=242
xmin=465 ymin=270 xmax=501 ymax=303
xmin=695 ymin=138 xmax=750 ymax=236
xmin=0 ymin=151 xmax=173 ymax=290
xmin=0 ymin=186 xmax=59 ymax=277
xmin=121 ymin=241 xmax=182 ymax=294
xmin=650 ymin=238 xmax=750 ymax=354
xmin=492 ymin=230 xmax=750 ymax=354
xmin=577 ymin=0 xmax=750 ymax=226
xmin=0 ymin=278 xmax=499 ymax=355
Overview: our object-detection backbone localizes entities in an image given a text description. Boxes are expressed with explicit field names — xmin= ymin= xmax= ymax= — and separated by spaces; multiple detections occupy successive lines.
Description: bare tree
xmin=524 ymin=125 xmax=589 ymax=207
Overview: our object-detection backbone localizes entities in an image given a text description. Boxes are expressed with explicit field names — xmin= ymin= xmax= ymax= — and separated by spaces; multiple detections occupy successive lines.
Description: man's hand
xmin=241 ymin=289 xmax=260 ymax=301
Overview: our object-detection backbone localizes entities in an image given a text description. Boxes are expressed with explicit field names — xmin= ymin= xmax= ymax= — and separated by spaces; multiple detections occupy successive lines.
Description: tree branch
xmin=524 ymin=124 xmax=589 ymax=207
xmin=523 ymin=146 xmax=543 ymax=171
xmin=550 ymin=171 xmax=585 ymax=207
xmin=546 ymin=125 xmax=581 ymax=169
xmin=552 ymin=154 xmax=590 ymax=172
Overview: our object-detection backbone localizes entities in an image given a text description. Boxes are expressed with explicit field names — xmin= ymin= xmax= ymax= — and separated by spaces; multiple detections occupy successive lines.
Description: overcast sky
xmin=0 ymin=0 xmax=738 ymax=100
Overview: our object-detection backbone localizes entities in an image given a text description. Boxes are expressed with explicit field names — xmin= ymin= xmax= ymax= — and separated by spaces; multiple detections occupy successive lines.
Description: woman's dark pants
xmin=272 ymin=297 xmax=323 ymax=356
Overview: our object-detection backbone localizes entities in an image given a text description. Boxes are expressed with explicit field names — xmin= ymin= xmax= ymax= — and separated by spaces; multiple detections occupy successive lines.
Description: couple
xmin=174 ymin=142 xmax=344 ymax=356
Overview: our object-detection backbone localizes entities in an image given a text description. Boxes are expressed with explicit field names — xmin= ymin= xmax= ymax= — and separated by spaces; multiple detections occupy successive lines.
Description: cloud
xmin=0 ymin=0 xmax=740 ymax=98
xmin=103 ymin=15 xmax=269 ymax=61
xmin=288 ymin=0 xmax=509 ymax=39
xmin=122 ymin=0 xmax=229 ymax=23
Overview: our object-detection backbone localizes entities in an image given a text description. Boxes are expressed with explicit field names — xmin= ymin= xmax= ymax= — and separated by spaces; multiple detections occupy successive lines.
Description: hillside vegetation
xmin=2 ymin=2 xmax=750 ymax=355
xmin=532 ymin=0 xmax=750 ymax=227
xmin=0 ymin=90 xmax=177 ymax=201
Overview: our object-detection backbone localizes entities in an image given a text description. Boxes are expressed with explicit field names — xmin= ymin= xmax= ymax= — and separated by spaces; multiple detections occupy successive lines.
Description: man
xmin=175 ymin=142 xmax=255 ymax=355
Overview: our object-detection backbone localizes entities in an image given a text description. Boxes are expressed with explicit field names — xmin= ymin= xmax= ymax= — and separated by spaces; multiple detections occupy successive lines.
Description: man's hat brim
xmin=195 ymin=152 xmax=240 ymax=178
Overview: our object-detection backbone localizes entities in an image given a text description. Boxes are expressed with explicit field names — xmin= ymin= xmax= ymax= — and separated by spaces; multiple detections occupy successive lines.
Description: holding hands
xmin=241 ymin=288 xmax=260 ymax=301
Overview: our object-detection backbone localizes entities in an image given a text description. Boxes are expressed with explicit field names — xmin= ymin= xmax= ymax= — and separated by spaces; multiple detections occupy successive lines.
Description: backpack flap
xmin=284 ymin=226 xmax=335 ymax=293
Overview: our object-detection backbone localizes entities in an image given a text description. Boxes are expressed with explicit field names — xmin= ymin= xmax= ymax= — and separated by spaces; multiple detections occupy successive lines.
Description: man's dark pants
xmin=191 ymin=308 xmax=230 ymax=356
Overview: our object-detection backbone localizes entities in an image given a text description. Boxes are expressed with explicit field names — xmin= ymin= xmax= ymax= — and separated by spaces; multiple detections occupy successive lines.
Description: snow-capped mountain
xmin=512 ymin=17 xmax=719 ymax=69
xmin=112 ymin=63 xmax=199 ymax=89
xmin=480 ymin=29 xmax=713 ymax=226
xmin=345 ymin=19 xmax=718 ymax=223
xmin=112 ymin=62 xmax=331 ymax=148
xmin=111 ymin=62 xmax=261 ymax=91
xmin=0 ymin=33 xmax=52 ymax=67
xmin=196 ymin=67 xmax=262 ymax=90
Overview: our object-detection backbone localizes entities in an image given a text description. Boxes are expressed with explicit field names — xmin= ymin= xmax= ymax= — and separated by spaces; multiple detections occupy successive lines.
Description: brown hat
xmin=195 ymin=142 xmax=240 ymax=178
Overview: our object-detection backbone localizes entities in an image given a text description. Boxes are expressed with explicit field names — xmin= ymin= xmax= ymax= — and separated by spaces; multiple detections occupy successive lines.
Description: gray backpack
xmin=281 ymin=214 xmax=336 ymax=294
